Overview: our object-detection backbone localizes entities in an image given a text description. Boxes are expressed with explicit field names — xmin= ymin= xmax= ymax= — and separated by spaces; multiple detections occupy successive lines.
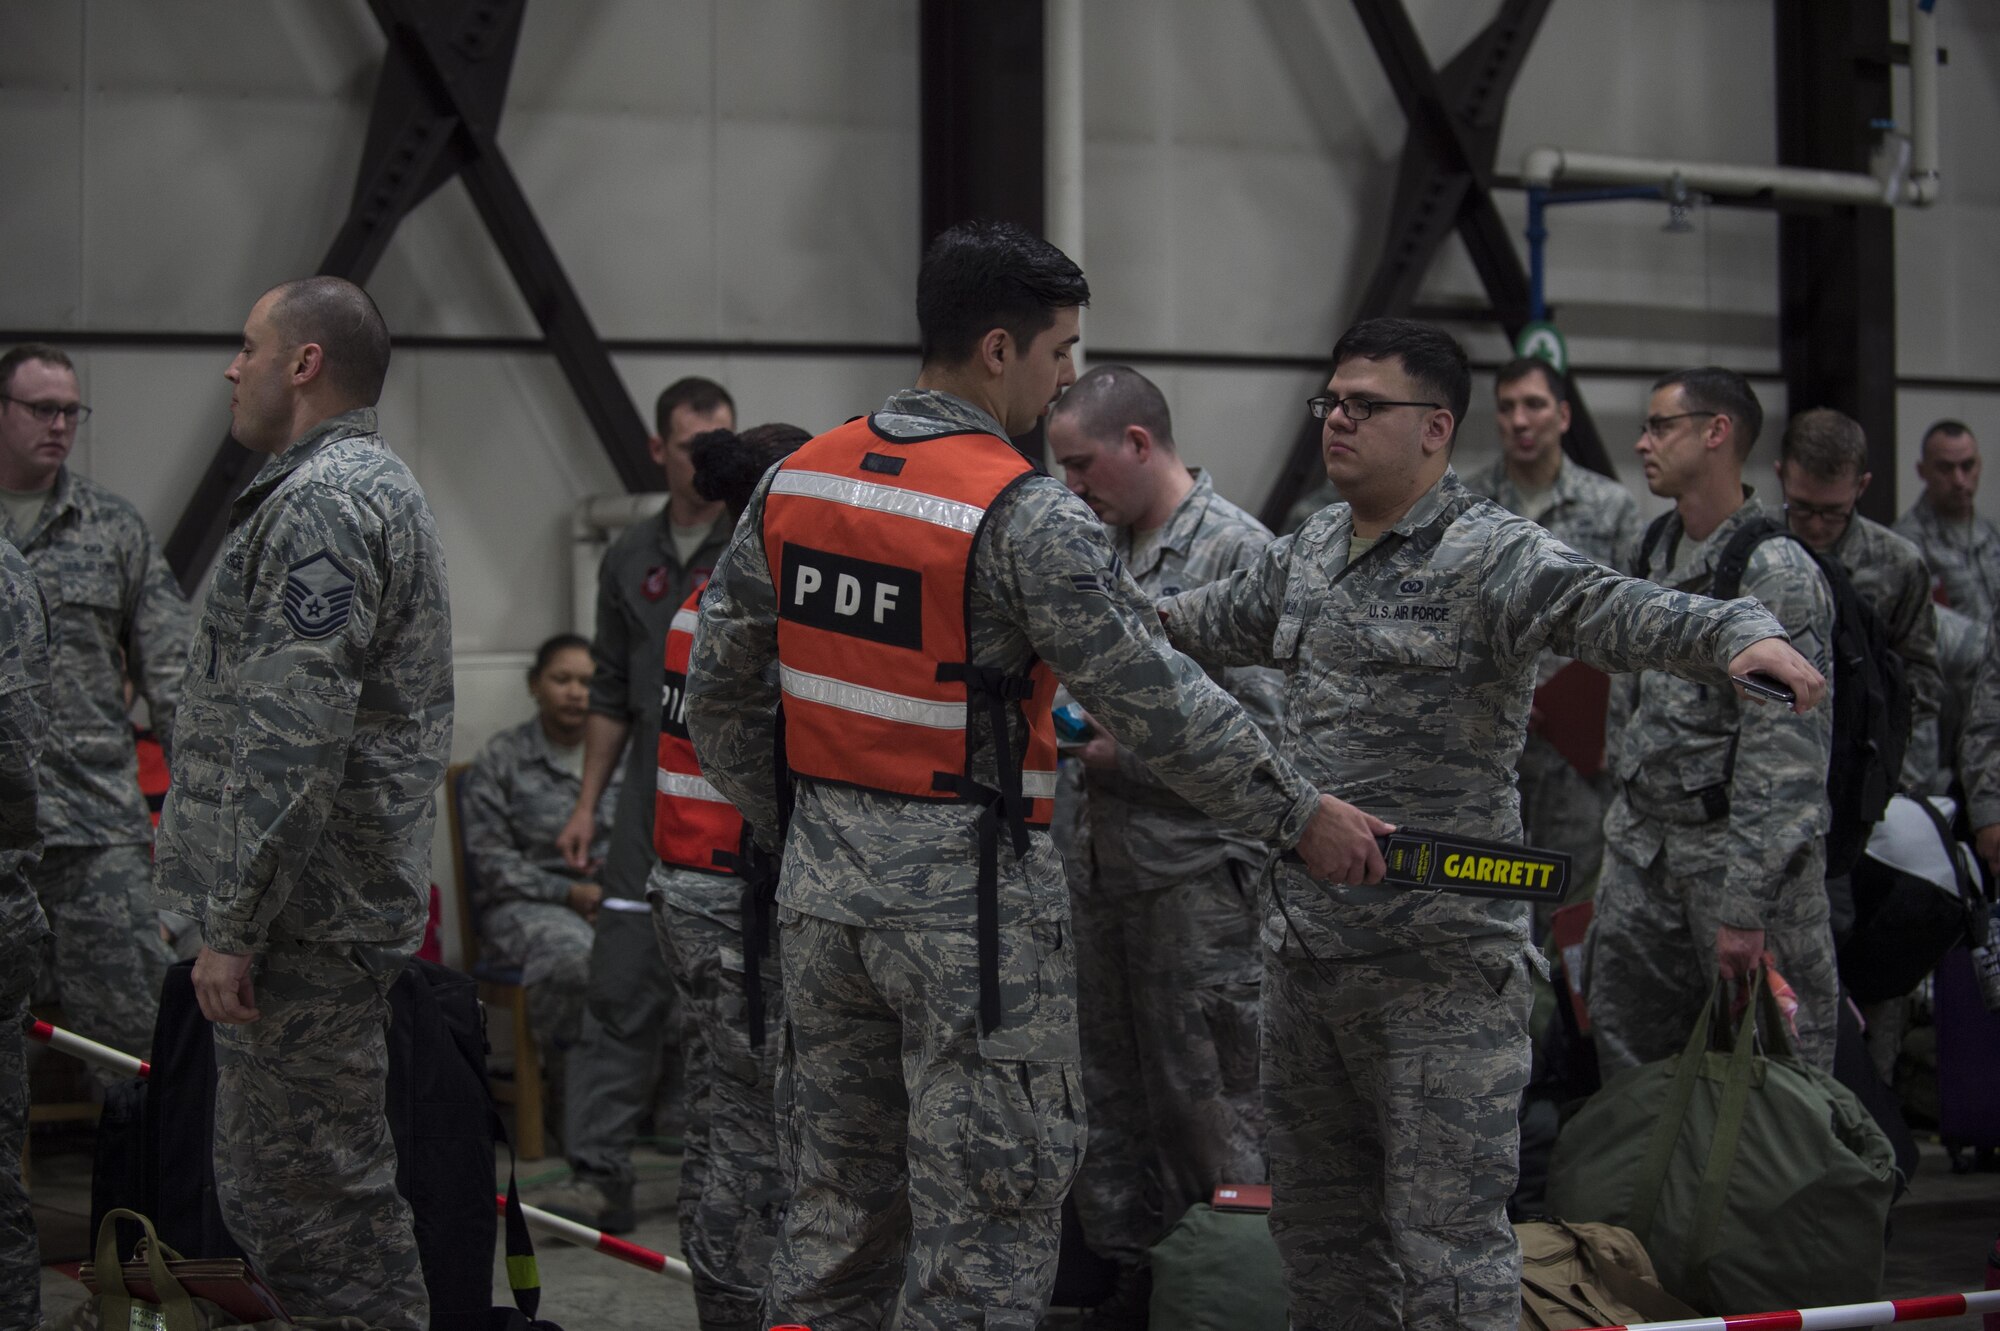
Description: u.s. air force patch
xmin=283 ymin=550 xmax=357 ymax=639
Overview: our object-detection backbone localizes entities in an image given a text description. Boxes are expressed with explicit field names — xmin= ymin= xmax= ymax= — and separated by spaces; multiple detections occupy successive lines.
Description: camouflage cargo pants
xmin=653 ymin=899 xmax=786 ymax=1331
xmin=1070 ymin=857 xmax=1264 ymax=1267
xmin=33 ymin=843 xmax=172 ymax=1084
xmin=1516 ymin=734 xmax=1610 ymax=920
xmin=1263 ymin=938 xmax=1534 ymax=1331
xmin=1585 ymin=840 xmax=1838 ymax=1076
xmin=1 ymin=980 xmax=37 ymax=1331
xmin=763 ymin=910 xmax=1084 ymax=1331
xmin=211 ymin=942 xmax=427 ymax=1330
xmin=483 ymin=899 xmax=592 ymax=1112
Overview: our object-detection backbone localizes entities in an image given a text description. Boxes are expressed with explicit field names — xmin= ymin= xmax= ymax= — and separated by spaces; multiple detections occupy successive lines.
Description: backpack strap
xmin=1706 ymin=517 xmax=1786 ymax=602
xmin=1635 ymin=511 xmax=1677 ymax=581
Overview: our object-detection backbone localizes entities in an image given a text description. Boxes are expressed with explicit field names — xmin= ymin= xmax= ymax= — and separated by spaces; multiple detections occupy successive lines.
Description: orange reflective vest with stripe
xmin=759 ymin=415 xmax=1060 ymax=827
xmin=654 ymin=582 xmax=746 ymax=873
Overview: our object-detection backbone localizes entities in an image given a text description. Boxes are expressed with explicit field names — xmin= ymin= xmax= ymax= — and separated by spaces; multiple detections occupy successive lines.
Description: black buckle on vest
xmin=1696 ymin=785 xmax=1732 ymax=822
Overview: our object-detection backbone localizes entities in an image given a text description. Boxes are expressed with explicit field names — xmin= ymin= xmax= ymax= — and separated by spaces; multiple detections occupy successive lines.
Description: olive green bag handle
xmin=93 ymin=1206 xmax=202 ymax=1331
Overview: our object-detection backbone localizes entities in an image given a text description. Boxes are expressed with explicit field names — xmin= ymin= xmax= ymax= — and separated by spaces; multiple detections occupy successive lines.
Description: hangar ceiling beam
xmin=165 ymin=0 xmax=651 ymax=589
xmin=1259 ymin=0 xmax=1620 ymax=533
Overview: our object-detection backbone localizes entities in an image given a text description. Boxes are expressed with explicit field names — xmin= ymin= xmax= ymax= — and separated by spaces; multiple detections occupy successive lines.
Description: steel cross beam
xmin=1260 ymin=0 xmax=1617 ymax=532
xmin=164 ymin=0 xmax=651 ymax=588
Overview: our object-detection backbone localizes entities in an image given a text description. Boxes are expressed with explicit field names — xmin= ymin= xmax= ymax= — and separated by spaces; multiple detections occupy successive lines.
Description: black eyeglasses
xmin=0 ymin=395 xmax=90 ymax=425
xmin=1307 ymin=395 xmax=1440 ymax=422
xmin=1641 ymin=411 xmax=1715 ymax=440
xmin=1783 ymin=498 xmax=1857 ymax=525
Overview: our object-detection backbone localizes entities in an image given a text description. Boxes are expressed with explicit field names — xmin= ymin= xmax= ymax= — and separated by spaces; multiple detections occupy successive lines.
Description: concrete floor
xmin=29 ymin=1128 xmax=2000 ymax=1328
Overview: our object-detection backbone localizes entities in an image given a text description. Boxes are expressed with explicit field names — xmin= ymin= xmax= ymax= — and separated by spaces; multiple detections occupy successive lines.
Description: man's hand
xmin=1076 ymin=733 xmax=1119 ymax=770
xmin=1976 ymin=824 xmax=2000 ymax=881
xmin=1725 ymin=638 xmax=1826 ymax=714
xmin=555 ymin=805 xmax=596 ymax=871
xmin=567 ymin=880 xmax=604 ymax=922
xmin=193 ymin=946 xmax=261 ymax=1024
xmin=1714 ymin=925 xmax=1766 ymax=982
xmin=1294 ymin=795 xmax=1395 ymax=886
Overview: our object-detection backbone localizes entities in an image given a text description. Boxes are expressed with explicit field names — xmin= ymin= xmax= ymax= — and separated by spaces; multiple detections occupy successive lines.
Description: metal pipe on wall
xmin=1045 ymin=0 xmax=1085 ymax=367
xmin=1908 ymin=0 xmax=1941 ymax=204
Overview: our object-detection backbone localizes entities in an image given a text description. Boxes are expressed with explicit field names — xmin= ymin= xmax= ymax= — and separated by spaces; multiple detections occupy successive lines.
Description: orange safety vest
xmin=760 ymin=414 xmax=1060 ymax=823
xmin=761 ymin=414 xmax=1061 ymax=1032
xmin=653 ymin=582 xmax=746 ymax=874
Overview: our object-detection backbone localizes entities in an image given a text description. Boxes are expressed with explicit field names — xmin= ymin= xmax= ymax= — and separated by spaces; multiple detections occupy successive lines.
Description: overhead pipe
xmin=1045 ymin=0 xmax=1085 ymax=366
xmin=1908 ymin=0 xmax=1941 ymax=204
xmin=1520 ymin=147 xmax=1893 ymax=207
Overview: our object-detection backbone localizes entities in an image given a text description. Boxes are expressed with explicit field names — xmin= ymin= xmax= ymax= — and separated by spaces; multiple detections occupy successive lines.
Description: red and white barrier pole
xmin=491 ymin=1195 xmax=693 ymax=1284
xmin=24 ymin=1018 xmax=149 ymax=1080
xmin=1578 ymin=1288 xmax=2000 ymax=1330
xmin=23 ymin=1016 xmax=692 ymax=1286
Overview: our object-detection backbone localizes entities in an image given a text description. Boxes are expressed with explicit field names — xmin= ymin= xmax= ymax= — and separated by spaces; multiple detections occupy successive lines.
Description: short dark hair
xmin=529 ymin=632 xmax=591 ymax=684
xmin=692 ymin=422 xmax=811 ymax=514
xmin=655 ymin=377 xmax=735 ymax=437
xmin=1653 ymin=366 xmax=1763 ymax=457
xmin=1921 ymin=418 xmax=1974 ymax=459
xmin=1780 ymin=408 xmax=1868 ymax=480
xmin=265 ymin=277 xmax=392 ymax=405
xmin=0 ymin=343 xmax=76 ymax=396
xmin=1329 ymin=318 xmax=1471 ymax=440
xmin=1495 ymin=356 xmax=1566 ymax=406
xmin=916 ymin=220 xmax=1090 ymax=368
xmin=1046 ymin=364 xmax=1175 ymax=449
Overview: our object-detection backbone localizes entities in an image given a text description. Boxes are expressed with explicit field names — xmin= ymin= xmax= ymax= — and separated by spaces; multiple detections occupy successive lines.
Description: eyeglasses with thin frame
xmin=1783 ymin=498 xmax=1857 ymax=526
xmin=0 ymin=395 xmax=90 ymax=425
xmin=1307 ymin=395 xmax=1440 ymax=423
xmin=1641 ymin=410 xmax=1715 ymax=440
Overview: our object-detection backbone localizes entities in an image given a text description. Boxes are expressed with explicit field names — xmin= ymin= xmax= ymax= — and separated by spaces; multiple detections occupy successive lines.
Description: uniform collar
xmin=234 ymin=408 xmax=380 ymax=518
xmin=527 ymin=717 xmax=581 ymax=774
xmin=1129 ymin=468 xmax=1214 ymax=570
xmin=1668 ymin=488 xmax=1768 ymax=577
xmin=1388 ymin=467 xmax=1463 ymax=540
xmin=874 ymin=388 xmax=1011 ymax=443
xmin=12 ymin=465 xmax=76 ymax=546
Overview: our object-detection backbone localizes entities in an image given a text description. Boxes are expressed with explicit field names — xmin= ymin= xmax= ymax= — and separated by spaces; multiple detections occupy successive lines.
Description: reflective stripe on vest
xmin=760 ymin=415 xmax=1059 ymax=824
xmin=654 ymin=582 xmax=746 ymax=873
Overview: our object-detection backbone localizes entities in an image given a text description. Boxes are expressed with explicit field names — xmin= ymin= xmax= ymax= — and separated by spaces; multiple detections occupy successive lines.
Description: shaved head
xmin=264 ymin=276 xmax=392 ymax=405
xmin=1048 ymin=364 xmax=1175 ymax=449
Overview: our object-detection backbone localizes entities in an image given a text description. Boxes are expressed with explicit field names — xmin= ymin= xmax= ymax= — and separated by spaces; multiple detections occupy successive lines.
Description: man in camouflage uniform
xmin=0 ymin=536 xmax=52 ymax=1331
xmin=1588 ymin=368 xmax=1840 ymax=1079
xmin=154 ymin=278 xmax=451 ymax=1329
xmin=688 ymin=221 xmax=1379 ymax=1331
xmin=1896 ymin=420 xmax=1998 ymax=624
xmin=1045 ymin=365 xmax=1279 ymax=1316
xmin=1929 ymin=605 xmax=1985 ymax=795
xmin=1774 ymin=407 xmax=1941 ymax=794
xmin=1965 ymin=618 xmax=2000 ymax=880
xmin=460 ymin=634 xmax=619 ymax=1130
xmin=1463 ymin=357 xmax=1639 ymax=905
xmin=0 ymin=343 xmax=187 ymax=1077
xmin=1161 ymin=321 xmax=1822 ymax=1331
xmin=547 ymin=377 xmax=736 ymax=1233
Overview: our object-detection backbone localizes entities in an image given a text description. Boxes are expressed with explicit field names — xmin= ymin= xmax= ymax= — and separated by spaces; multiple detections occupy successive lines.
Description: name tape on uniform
xmin=1376 ymin=829 xmax=1570 ymax=902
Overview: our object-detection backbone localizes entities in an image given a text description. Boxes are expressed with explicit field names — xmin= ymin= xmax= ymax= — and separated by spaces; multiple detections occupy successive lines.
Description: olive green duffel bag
xmin=1545 ymin=975 xmax=1896 ymax=1315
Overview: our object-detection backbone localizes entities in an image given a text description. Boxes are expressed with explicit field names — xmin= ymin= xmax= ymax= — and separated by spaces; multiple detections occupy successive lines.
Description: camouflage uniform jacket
xmin=1932 ymin=605 xmax=1985 ymax=792
xmin=154 ymin=409 xmax=453 ymax=956
xmin=1460 ymin=454 xmax=1642 ymax=572
xmin=1961 ymin=616 xmax=2000 ymax=831
xmin=1088 ymin=467 xmax=1283 ymax=884
xmin=1604 ymin=495 xmax=1834 ymax=929
xmin=591 ymin=504 xmax=732 ymax=900
xmin=461 ymin=717 xmax=617 ymax=912
xmin=5 ymin=466 xmax=192 ymax=846
xmin=1160 ymin=469 xmax=1789 ymax=958
xmin=1826 ymin=513 xmax=1942 ymax=791
xmin=1896 ymin=495 xmax=2000 ymax=624
xmin=0 ymin=538 xmax=52 ymax=962
xmin=687 ymin=388 xmax=1322 ymax=930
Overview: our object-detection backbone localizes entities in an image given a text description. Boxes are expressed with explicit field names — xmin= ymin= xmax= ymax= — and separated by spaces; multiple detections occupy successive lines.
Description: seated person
xmin=461 ymin=634 xmax=619 ymax=1120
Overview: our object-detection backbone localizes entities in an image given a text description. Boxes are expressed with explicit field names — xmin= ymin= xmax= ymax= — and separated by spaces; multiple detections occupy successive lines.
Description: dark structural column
xmin=1775 ymin=0 xmax=1899 ymax=523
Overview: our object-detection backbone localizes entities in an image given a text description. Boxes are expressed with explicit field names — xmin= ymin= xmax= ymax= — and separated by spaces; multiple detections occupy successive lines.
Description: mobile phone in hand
xmin=1730 ymin=672 xmax=1796 ymax=706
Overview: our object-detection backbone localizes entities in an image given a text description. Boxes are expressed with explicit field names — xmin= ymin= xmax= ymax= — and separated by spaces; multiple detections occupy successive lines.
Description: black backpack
xmin=95 ymin=956 xmax=555 ymax=1330
xmin=1637 ymin=512 xmax=1910 ymax=877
